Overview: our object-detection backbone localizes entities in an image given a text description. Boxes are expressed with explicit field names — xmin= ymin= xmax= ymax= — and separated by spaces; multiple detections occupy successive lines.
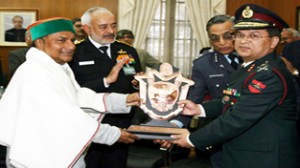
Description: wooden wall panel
xmin=227 ymin=0 xmax=300 ymax=28
xmin=0 ymin=0 xmax=118 ymax=19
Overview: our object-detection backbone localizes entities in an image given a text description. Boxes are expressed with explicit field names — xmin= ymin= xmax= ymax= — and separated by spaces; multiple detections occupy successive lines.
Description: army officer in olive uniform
xmin=168 ymin=4 xmax=300 ymax=168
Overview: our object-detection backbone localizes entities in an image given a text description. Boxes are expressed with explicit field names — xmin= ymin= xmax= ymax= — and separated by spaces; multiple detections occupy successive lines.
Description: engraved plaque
xmin=128 ymin=63 xmax=194 ymax=140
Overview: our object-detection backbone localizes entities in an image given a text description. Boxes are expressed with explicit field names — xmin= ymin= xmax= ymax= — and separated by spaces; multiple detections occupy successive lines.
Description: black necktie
xmin=99 ymin=46 xmax=109 ymax=57
xmin=228 ymin=54 xmax=238 ymax=70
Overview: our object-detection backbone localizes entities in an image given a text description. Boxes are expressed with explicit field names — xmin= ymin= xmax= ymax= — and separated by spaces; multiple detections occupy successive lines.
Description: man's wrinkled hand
xmin=131 ymin=72 xmax=144 ymax=88
xmin=153 ymin=139 xmax=173 ymax=149
xmin=168 ymin=131 xmax=193 ymax=148
xmin=117 ymin=129 xmax=140 ymax=144
xmin=177 ymin=100 xmax=201 ymax=116
xmin=152 ymin=122 xmax=179 ymax=149
xmin=126 ymin=92 xmax=142 ymax=106
xmin=106 ymin=58 xmax=129 ymax=85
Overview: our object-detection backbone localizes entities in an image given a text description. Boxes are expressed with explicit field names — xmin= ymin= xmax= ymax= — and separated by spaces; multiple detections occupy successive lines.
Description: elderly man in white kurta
xmin=0 ymin=17 xmax=140 ymax=168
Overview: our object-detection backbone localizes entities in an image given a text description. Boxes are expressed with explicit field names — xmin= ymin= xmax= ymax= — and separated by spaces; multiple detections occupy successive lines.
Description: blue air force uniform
xmin=188 ymin=50 xmax=238 ymax=104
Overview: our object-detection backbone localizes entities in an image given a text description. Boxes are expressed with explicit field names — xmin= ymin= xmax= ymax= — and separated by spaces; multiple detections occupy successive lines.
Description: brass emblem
xmin=242 ymin=6 xmax=253 ymax=18
xmin=117 ymin=49 xmax=127 ymax=54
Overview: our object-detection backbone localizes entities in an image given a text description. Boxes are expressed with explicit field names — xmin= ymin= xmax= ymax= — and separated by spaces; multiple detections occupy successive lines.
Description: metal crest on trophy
xmin=128 ymin=63 xmax=194 ymax=139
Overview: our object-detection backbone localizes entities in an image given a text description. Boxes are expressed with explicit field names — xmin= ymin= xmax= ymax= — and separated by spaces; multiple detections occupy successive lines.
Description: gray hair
xmin=206 ymin=15 xmax=235 ymax=32
xmin=282 ymin=28 xmax=300 ymax=37
xmin=81 ymin=7 xmax=114 ymax=25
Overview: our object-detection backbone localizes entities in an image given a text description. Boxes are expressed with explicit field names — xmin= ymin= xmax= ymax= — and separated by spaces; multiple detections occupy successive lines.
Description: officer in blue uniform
xmin=189 ymin=48 xmax=240 ymax=104
xmin=169 ymin=4 xmax=300 ymax=168
xmin=174 ymin=15 xmax=241 ymax=168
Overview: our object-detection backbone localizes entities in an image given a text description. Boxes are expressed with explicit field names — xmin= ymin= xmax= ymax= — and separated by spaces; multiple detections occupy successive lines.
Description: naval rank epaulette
xmin=194 ymin=49 xmax=214 ymax=62
xmin=75 ymin=39 xmax=85 ymax=45
xmin=115 ymin=40 xmax=132 ymax=46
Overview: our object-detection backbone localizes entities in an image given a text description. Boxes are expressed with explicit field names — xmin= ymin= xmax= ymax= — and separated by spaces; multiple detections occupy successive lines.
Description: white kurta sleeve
xmin=92 ymin=124 xmax=121 ymax=145
xmin=105 ymin=93 xmax=131 ymax=113
xmin=77 ymin=87 xmax=107 ymax=112
xmin=78 ymin=88 xmax=131 ymax=114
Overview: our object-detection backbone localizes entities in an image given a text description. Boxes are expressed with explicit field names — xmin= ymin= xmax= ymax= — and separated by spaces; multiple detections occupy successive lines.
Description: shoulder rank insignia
xmin=74 ymin=39 xmax=85 ymax=44
xmin=116 ymin=40 xmax=132 ymax=46
xmin=248 ymin=79 xmax=266 ymax=93
xmin=257 ymin=61 xmax=269 ymax=72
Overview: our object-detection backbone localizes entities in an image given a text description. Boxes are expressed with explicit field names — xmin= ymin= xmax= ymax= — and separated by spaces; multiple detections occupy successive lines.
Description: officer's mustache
xmin=103 ymin=34 xmax=115 ymax=38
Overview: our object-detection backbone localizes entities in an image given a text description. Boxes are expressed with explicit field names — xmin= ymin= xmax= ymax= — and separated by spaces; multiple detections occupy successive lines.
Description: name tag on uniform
xmin=123 ymin=65 xmax=136 ymax=75
xmin=209 ymin=74 xmax=224 ymax=78
xmin=79 ymin=61 xmax=95 ymax=66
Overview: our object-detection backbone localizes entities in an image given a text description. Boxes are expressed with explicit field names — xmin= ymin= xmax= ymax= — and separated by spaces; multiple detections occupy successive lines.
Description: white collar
xmin=88 ymin=36 xmax=111 ymax=49
xmin=242 ymin=61 xmax=254 ymax=67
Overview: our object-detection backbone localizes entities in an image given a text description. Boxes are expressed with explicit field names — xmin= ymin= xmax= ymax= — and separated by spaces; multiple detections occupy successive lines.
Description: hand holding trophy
xmin=128 ymin=63 xmax=194 ymax=140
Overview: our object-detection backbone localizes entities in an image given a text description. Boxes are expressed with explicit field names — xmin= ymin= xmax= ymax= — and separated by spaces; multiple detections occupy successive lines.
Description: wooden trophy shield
xmin=128 ymin=63 xmax=194 ymax=140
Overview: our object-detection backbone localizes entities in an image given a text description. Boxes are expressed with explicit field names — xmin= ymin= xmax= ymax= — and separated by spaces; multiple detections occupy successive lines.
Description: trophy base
xmin=127 ymin=120 xmax=188 ymax=140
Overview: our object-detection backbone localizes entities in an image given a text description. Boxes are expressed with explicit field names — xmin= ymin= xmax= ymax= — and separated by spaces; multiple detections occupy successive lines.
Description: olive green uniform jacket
xmin=190 ymin=52 xmax=300 ymax=168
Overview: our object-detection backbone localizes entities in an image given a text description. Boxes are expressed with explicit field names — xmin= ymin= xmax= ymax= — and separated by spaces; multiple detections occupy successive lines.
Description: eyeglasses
xmin=234 ymin=32 xmax=270 ymax=41
xmin=209 ymin=32 xmax=234 ymax=43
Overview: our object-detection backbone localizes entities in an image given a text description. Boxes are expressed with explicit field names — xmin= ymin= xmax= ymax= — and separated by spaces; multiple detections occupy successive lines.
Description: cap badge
xmin=242 ymin=6 xmax=253 ymax=18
